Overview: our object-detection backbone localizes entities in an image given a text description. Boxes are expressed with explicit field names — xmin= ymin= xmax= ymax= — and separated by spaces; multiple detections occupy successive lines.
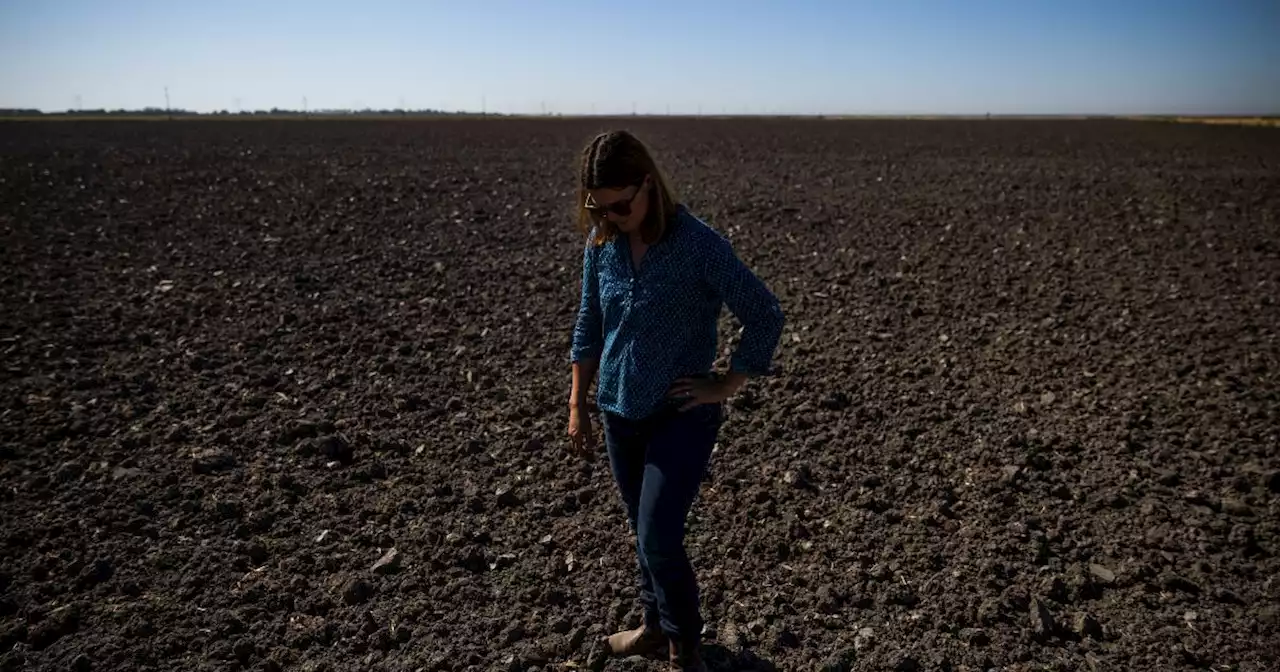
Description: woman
xmin=567 ymin=130 xmax=784 ymax=671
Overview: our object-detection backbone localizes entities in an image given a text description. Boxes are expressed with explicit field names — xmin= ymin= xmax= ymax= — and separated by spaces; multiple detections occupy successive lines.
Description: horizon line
xmin=3 ymin=108 xmax=1279 ymax=120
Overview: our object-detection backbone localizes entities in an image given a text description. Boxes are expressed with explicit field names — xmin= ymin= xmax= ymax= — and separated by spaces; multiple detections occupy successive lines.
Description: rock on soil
xmin=1088 ymin=563 xmax=1116 ymax=585
xmin=371 ymin=548 xmax=401 ymax=575
xmin=191 ymin=448 xmax=236 ymax=474
xmin=342 ymin=578 xmax=375 ymax=605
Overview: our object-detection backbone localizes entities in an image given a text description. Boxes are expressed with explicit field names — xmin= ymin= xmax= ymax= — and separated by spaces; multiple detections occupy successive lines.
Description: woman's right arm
xmin=569 ymin=241 xmax=603 ymax=407
xmin=570 ymin=359 xmax=599 ymax=408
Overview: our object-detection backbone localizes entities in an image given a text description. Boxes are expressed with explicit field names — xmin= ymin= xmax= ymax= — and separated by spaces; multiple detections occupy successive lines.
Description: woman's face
xmin=586 ymin=176 xmax=650 ymax=234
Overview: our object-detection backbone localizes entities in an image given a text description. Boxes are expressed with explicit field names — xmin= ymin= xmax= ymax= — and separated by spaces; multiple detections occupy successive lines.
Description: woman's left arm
xmin=703 ymin=229 xmax=785 ymax=379
xmin=670 ymin=227 xmax=785 ymax=410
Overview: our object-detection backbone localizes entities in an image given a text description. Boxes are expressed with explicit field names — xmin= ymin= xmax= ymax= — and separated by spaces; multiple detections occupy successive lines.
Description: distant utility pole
xmin=482 ymin=95 xmax=486 ymax=116
xmin=164 ymin=85 xmax=171 ymax=120
xmin=591 ymin=102 xmax=596 ymax=116
xmin=74 ymin=95 xmax=82 ymax=113
xmin=632 ymin=101 xmax=637 ymax=116
xmin=303 ymin=96 xmax=309 ymax=118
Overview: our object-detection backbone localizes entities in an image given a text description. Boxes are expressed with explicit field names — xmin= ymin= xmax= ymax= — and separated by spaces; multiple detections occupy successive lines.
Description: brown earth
xmin=1 ymin=118 xmax=1278 ymax=672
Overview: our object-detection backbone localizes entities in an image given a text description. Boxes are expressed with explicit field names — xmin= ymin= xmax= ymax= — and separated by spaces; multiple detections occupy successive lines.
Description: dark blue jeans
xmin=602 ymin=400 xmax=722 ymax=647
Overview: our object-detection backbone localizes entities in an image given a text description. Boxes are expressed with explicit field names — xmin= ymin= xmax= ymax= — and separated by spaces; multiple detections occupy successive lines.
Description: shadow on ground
xmin=703 ymin=644 xmax=779 ymax=672
xmin=594 ymin=644 xmax=779 ymax=672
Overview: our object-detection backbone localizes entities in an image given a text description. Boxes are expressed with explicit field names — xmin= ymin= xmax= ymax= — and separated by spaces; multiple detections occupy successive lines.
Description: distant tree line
xmin=0 ymin=107 xmax=200 ymax=117
xmin=1 ymin=107 xmax=496 ymax=117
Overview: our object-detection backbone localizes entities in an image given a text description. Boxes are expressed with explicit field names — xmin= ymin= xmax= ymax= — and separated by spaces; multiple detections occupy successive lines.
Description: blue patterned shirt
xmin=571 ymin=206 xmax=785 ymax=420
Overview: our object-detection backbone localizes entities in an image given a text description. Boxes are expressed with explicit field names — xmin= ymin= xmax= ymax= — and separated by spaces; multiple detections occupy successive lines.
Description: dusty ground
xmin=1 ymin=118 xmax=1278 ymax=671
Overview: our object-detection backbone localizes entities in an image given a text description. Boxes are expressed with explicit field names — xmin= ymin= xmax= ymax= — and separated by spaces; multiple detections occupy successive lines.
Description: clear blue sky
xmin=2 ymin=0 xmax=1277 ymax=115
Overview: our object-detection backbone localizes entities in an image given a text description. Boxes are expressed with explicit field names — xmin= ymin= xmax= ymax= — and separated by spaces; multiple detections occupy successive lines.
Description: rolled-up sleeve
xmin=703 ymin=230 xmax=784 ymax=375
xmin=571 ymin=241 xmax=604 ymax=362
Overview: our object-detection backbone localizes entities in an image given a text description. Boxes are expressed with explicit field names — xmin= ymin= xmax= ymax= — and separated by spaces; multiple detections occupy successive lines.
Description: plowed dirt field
xmin=2 ymin=118 xmax=1278 ymax=671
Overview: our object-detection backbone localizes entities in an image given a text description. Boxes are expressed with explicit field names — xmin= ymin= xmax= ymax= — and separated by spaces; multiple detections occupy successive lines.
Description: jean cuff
xmin=642 ymin=607 xmax=661 ymax=629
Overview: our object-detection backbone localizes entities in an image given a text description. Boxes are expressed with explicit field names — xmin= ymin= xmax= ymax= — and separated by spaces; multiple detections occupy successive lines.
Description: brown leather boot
xmin=604 ymin=624 xmax=666 ymax=657
xmin=669 ymin=639 xmax=708 ymax=672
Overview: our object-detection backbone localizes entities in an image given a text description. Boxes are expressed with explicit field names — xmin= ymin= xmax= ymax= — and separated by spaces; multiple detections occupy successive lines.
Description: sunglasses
xmin=585 ymin=178 xmax=648 ymax=221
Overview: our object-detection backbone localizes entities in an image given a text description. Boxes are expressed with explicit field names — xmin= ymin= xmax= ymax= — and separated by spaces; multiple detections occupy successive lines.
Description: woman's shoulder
xmin=673 ymin=205 xmax=730 ymax=248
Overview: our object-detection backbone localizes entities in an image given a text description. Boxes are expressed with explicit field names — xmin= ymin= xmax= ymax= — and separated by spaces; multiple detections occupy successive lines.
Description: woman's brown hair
xmin=576 ymin=130 xmax=680 ymax=245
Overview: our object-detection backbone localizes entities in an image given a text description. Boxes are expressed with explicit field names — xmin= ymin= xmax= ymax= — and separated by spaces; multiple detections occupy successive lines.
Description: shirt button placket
xmin=623 ymin=276 xmax=635 ymax=318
